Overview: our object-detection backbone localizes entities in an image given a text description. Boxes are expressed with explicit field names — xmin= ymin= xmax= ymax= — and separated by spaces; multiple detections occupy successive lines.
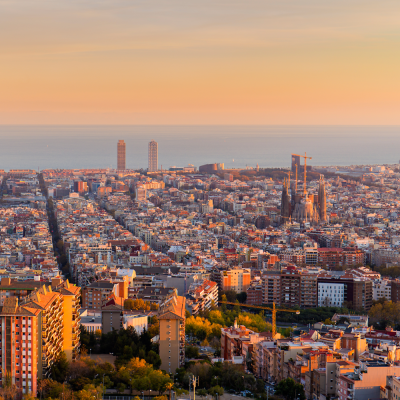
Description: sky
xmin=1 ymin=0 xmax=400 ymax=125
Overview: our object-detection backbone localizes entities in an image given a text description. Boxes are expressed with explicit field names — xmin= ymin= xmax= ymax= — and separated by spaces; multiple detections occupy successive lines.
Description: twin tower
xmin=117 ymin=139 xmax=158 ymax=171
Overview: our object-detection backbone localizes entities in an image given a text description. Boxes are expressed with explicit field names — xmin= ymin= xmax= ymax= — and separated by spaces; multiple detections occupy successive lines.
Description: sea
xmin=0 ymin=125 xmax=399 ymax=171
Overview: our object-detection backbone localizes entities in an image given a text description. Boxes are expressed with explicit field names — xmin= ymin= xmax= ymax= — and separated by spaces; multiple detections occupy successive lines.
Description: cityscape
xmin=2 ymin=0 xmax=400 ymax=400
xmin=1 ymin=141 xmax=400 ymax=400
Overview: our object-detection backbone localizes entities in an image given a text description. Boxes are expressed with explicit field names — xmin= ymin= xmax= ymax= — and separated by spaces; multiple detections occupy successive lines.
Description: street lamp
xmin=141 ymin=391 xmax=144 ymax=400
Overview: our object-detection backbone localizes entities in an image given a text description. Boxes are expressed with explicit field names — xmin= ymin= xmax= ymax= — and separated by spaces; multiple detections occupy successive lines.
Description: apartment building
xmin=21 ymin=285 xmax=64 ymax=378
xmin=0 ymin=297 xmax=40 ymax=396
xmin=318 ymin=275 xmax=373 ymax=310
xmin=338 ymin=361 xmax=400 ymax=400
xmin=133 ymin=287 xmax=177 ymax=306
xmin=326 ymin=361 xmax=356 ymax=399
xmin=82 ymin=280 xmax=127 ymax=310
xmin=101 ymin=299 xmax=124 ymax=334
xmin=263 ymin=271 xmax=281 ymax=305
xmin=221 ymin=321 xmax=265 ymax=364
xmin=158 ymin=295 xmax=186 ymax=374
xmin=246 ymin=278 xmax=263 ymax=306
xmin=317 ymin=248 xmax=365 ymax=267
xmin=220 ymin=266 xmax=251 ymax=293
xmin=185 ymin=279 xmax=218 ymax=315
xmin=53 ymin=279 xmax=81 ymax=361
xmin=373 ymin=279 xmax=392 ymax=300
xmin=0 ymin=278 xmax=45 ymax=305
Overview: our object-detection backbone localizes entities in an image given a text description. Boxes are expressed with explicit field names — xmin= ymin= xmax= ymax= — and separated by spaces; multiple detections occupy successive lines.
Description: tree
xmin=145 ymin=350 xmax=161 ymax=369
xmin=369 ymin=300 xmax=400 ymax=328
xmin=186 ymin=346 xmax=200 ymax=359
xmin=197 ymin=389 xmax=208 ymax=399
xmin=116 ymin=383 xmax=126 ymax=393
xmin=236 ymin=292 xmax=247 ymax=303
xmin=22 ymin=393 xmax=36 ymax=400
xmin=221 ymin=294 xmax=228 ymax=312
xmin=75 ymin=384 xmax=103 ymax=400
xmin=37 ymin=379 xmax=51 ymax=400
xmin=208 ymin=386 xmax=224 ymax=399
xmin=337 ymin=316 xmax=351 ymax=325
xmin=51 ymin=352 xmax=69 ymax=382
xmin=256 ymin=379 xmax=266 ymax=394
xmin=45 ymin=380 xmax=65 ymax=399
xmin=0 ymin=369 xmax=18 ymax=400
xmin=164 ymin=382 xmax=174 ymax=400
xmin=275 ymin=378 xmax=305 ymax=400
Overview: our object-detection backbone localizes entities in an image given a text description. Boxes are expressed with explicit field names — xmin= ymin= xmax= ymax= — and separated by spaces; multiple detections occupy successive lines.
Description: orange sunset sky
xmin=1 ymin=0 xmax=400 ymax=125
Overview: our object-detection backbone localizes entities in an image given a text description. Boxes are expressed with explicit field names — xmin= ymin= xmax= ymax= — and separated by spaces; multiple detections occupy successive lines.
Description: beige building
xmin=338 ymin=361 xmax=400 ymax=400
xmin=158 ymin=295 xmax=186 ymax=374
xmin=221 ymin=266 xmax=251 ymax=293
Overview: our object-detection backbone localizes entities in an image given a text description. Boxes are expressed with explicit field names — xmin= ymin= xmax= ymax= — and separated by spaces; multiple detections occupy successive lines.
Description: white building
xmin=318 ymin=282 xmax=345 ymax=307
xmin=373 ymin=279 xmax=391 ymax=301
xmin=80 ymin=310 xmax=102 ymax=333
xmin=123 ymin=314 xmax=148 ymax=335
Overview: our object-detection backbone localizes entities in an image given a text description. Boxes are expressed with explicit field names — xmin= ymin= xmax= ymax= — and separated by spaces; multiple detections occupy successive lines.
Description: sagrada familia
xmin=281 ymin=163 xmax=327 ymax=225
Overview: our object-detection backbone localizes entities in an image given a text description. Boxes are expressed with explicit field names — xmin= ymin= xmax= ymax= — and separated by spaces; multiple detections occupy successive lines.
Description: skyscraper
xmin=280 ymin=178 xmax=291 ymax=224
xmin=318 ymin=176 xmax=327 ymax=222
xmin=117 ymin=140 xmax=126 ymax=170
xmin=291 ymin=154 xmax=301 ymax=173
xmin=148 ymin=140 xmax=158 ymax=172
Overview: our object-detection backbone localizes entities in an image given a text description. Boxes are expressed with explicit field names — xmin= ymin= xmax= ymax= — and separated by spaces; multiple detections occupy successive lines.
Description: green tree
xmin=186 ymin=346 xmax=200 ymax=359
xmin=256 ymin=379 xmax=266 ymax=394
xmin=197 ymin=389 xmax=208 ymax=399
xmin=145 ymin=350 xmax=162 ymax=369
xmin=51 ymin=352 xmax=69 ymax=382
xmin=337 ymin=317 xmax=351 ymax=325
xmin=275 ymin=378 xmax=305 ymax=400
xmin=236 ymin=292 xmax=247 ymax=303
xmin=208 ymin=386 xmax=224 ymax=400
xmin=116 ymin=383 xmax=126 ymax=393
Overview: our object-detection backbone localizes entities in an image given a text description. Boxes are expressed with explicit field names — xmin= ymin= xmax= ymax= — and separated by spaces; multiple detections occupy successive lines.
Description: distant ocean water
xmin=0 ymin=125 xmax=399 ymax=171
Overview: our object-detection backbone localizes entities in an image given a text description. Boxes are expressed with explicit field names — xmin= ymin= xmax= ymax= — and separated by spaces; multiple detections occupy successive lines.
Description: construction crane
xmin=219 ymin=301 xmax=300 ymax=337
xmin=291 ymin=152 xmax=312 ymax=195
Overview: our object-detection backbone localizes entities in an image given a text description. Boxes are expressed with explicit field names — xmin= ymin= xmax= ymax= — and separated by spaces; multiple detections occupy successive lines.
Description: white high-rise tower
xmin=148 ymin=140 xmax=158 ymax=172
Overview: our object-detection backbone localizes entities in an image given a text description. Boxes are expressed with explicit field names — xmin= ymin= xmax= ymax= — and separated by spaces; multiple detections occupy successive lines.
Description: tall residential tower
xmin=148 ymin=140 xmax=158 ymax=172
xmin=117 ymin=140 xmax=126 ymax=170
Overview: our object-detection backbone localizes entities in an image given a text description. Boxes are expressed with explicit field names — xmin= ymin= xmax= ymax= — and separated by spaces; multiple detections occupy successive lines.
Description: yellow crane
xmin=219 ymin=301 xmax=300 ymax=337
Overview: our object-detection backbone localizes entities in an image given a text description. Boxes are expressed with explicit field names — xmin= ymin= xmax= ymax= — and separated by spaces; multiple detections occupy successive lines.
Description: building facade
xmin=158 ymin=295 xmax=186 ymax=374
xmin=148 ymin=140 xmax=158 ymax=172
xmin=117 ymin=140 xmax=126 ymax=170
